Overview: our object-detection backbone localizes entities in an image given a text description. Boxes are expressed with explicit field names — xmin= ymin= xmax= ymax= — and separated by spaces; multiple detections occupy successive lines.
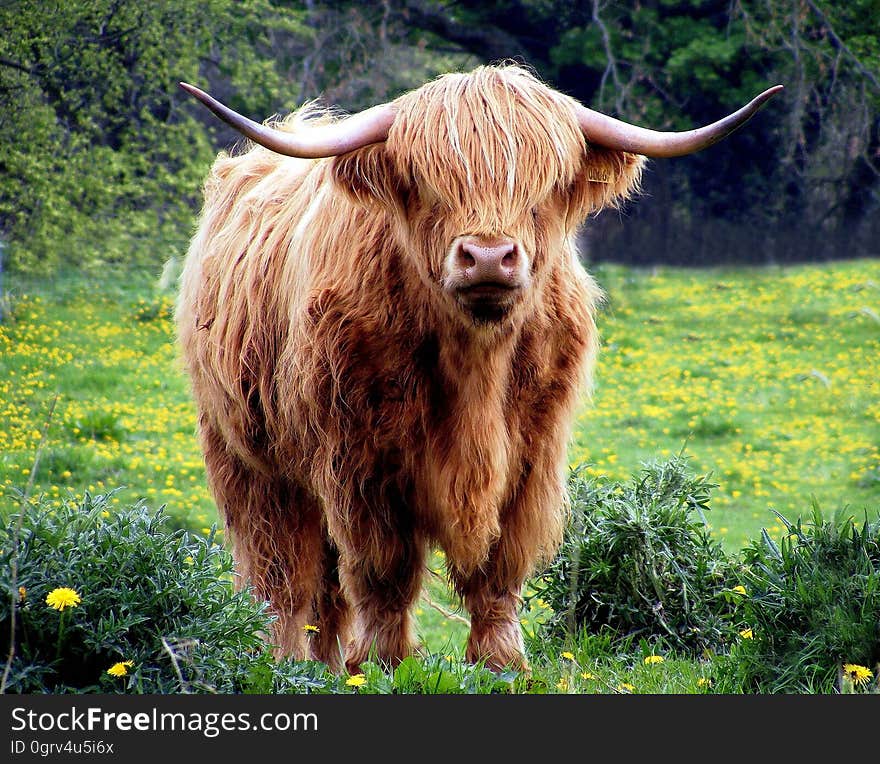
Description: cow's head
xmin=181 ymin=66 xmax=781 ymax=329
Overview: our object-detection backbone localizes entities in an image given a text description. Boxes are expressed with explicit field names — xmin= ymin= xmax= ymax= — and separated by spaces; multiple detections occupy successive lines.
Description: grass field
xmin=2 ymin=259 xmax=879 ymax=667
xmin=575 ymin=261 xmax=880 ymax=550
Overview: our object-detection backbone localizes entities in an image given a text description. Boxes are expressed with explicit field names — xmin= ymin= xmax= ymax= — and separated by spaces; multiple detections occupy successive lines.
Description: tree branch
xmin=0 ymin=57 xmax=36 ymax=76
xmin=591 ymin=0 xmax=624 ymax=113
xmin=401 ymin=0 xmax=529 ymax=64
xmin=803 ymin=0 xmax=880 ymax=91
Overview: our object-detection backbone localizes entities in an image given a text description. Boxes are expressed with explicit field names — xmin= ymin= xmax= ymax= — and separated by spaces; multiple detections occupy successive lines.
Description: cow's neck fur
xmin=423 ymin=315 xmax=521 ymax=571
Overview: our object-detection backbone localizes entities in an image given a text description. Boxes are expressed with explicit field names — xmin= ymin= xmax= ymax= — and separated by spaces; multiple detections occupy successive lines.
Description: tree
xmin=0 ymin=0 xmax=309 ymax=273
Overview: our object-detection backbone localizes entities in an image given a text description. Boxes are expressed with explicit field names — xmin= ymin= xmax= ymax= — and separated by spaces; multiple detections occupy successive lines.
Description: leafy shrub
xmin=717 ymin=505 xmax=880 ymax=693
xmin=0 ymin=490 xmax=332 ymax=693
xmin=533 ymin=455 xmax=742 ymax=654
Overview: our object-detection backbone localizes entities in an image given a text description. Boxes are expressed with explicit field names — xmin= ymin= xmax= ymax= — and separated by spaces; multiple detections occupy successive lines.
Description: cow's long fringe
xmin=176 ymin=64 xmax=643 ymax=671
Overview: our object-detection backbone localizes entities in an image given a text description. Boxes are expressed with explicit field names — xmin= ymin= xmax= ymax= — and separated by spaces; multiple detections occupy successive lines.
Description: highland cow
xmin=176 ymin=65 xmax=780 ymax=672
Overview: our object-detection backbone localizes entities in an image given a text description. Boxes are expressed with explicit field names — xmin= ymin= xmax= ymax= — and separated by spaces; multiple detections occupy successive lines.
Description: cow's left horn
xmin=575 ymin=85 xmax=784 ymax=158
xmin=179 ymin=82 xmax=396 ymax=158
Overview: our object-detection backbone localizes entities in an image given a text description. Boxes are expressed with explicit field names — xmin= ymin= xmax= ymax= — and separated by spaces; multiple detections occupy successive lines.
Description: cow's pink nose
xmin=456 ymin=240 xmax=519 ymax=283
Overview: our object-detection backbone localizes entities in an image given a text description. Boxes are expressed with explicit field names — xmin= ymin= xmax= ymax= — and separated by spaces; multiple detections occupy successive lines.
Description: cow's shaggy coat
xmin=177 ymin=65 xmax=643 ymax=671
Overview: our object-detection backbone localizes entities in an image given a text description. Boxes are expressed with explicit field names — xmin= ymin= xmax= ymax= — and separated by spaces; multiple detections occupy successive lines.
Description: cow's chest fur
xmin=287 ymin=303 xmax=576 ymax=572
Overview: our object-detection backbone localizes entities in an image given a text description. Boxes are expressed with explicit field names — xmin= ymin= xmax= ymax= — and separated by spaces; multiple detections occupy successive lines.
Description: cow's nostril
xmin=459 ymin=248 xmax=477 ymax=268
xmin=502 ymin=249 xmax=516 ymax=267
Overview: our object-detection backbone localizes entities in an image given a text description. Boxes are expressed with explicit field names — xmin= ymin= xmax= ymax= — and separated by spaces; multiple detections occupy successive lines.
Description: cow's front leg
xmin=332 ymin=485 xmax=426 ymax=674
xmin=449 ymin=550 xmax=529 ymax=672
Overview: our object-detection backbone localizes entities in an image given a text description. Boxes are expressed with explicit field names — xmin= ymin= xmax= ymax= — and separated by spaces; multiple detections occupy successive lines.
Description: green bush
xmin=717 ymin=504 xmax=880 ymax=693
xmin=0 ymin=490 xmax=331 ymax=693
xmin=533 ymin=455 xmax=743 ymax=654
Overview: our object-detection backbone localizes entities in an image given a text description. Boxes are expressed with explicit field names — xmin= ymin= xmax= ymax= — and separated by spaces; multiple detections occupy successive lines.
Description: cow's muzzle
xmin=444 ymin=236 xmax=529 ymax=322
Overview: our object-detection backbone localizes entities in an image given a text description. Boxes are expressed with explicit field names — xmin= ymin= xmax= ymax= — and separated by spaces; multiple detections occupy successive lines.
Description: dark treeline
xmin=1 ymin=0 xmax=878 ymax=273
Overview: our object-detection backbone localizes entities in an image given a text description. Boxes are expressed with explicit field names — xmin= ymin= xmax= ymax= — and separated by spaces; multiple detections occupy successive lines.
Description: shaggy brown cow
xmin=176 ymin=65 xmax=780 ymax=672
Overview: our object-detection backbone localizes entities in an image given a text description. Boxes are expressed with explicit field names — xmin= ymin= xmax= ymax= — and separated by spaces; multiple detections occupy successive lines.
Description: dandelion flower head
xmin=843 ymin=664 xmax=873 ymax=687
xmin=46 ymin=587 xmax=81 ymax=611
xmin=107 ymin=661 xmax=134 ymax=677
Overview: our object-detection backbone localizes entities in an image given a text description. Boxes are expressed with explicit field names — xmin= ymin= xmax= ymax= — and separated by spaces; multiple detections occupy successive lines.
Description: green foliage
xmin=354 ymin=655 xmax=519 ymax=694
xmin=0 ymin=0 xmax=309 ymax=274
xmin=716 ymin=504 xmax=880 ymax=693
xmin=533 ymin=455 xmax=742 ymax=654
xmin=0 ymin=490 xmax=333 ymax=693
xmin=2 ymin=467 xmax=878 ymax=695
xmin=132 ymin=294 xmax=175 ymax=323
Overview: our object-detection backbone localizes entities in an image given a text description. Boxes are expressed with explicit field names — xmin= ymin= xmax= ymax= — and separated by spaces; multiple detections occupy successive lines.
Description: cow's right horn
xmin=179 ymin=82 xmax=396 ymax=158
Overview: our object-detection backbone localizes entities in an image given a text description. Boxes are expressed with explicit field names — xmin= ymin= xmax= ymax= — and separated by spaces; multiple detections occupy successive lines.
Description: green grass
xmin=0 ymin=268 xmax=215 ymax=532
xmin=574 ymin=261 xmax=880 ymax=550
xmin=1 ymin=259 xmax=879 ymax=670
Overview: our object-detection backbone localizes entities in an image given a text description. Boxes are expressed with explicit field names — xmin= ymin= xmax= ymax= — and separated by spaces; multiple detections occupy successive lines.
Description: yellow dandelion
xmin=644 ymin=655 xmax=664 ymax=665
xmin=303 ymin=624 xmax=320 ymax=634
xmin=556 ymin=677 xmax=568 ymax=691
xmin=561 ymin=651 xmax=575 ymax=661
xmin=345 ymin=674 xmax=366 ymax=687
xmin=580 ymin=672 xmax=595 ymax=680
xmin=18 ymin=586 xmax=26 ymax=602
xmin=697 ymin=677 xmax=713 ymax=688
xmin=618 ymin=682 xmax=635 ymax=693
xmin=739 ymin=628 xmax=753 ymax=639
xmin=731 ymin=585 xmax=747 ymax=596
xmin=106 ymin=661 xmax=134 ymax=677
xmin=843 ymin=664 xmax=873 ymax=687
xmin=45 ymin=587 xmax=81 ymax=611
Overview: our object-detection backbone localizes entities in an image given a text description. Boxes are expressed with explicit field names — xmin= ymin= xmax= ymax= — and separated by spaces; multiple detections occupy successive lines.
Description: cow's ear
xmin=332 ymin=144 xmax=406 ymax=210
xmin=575 ymin=148 xmax=646 ymax=213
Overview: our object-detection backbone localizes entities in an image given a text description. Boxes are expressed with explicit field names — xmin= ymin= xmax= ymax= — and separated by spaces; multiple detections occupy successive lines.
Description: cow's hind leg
xmin=200 ymin=426 xmax=349 ymax=664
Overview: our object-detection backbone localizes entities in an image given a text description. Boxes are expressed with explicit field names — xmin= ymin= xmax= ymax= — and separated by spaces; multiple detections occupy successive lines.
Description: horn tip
xmin=179 ymin=82 xmax=210 ymax=102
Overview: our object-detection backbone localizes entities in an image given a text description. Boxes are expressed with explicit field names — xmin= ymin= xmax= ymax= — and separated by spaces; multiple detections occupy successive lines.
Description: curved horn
xmin=575 ymin=85 xmax=784 ymax=158
xmin=179 ymin=82 xmax=396 ymax=158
